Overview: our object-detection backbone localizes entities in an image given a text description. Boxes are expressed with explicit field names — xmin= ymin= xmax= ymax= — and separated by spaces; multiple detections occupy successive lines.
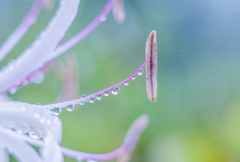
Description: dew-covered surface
xmin=1 ymin=0 xmax=240 ymax=162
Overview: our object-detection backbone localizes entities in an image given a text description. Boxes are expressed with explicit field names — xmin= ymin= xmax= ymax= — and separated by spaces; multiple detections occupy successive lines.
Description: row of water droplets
xmin=51 ymin=68 xmax=144 ymax=116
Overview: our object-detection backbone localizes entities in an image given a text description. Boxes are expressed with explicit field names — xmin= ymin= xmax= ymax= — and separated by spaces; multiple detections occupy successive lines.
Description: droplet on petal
xmin=52 ymin=107 xmax=61 ymax=115
xmin=132 ymin=76 xmax=136 ymax=80
xmin=29 ymin=71 xmax=45 ymax=84
xmin=20 ymin=105 xmax=27 ymax=111
xmin=15 ymin=129 xmax=25 ymax=134
xmin=9 ymin=88 xmax=17 ymax=94
xmin=29 ymin=132 xmax=40 ymax=139
xmin=15 ymin=123 xmax=28 ymax=134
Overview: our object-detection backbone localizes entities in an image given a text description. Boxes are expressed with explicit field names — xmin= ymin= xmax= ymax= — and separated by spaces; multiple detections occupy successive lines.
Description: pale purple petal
xmin=0 ymin=0 xmax=44 ymax=62
xmin=61 ymin=115 xmax=149 ymax=161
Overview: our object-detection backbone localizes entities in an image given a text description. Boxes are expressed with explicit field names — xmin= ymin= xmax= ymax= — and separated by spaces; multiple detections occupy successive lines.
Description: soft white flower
xmin=0 ymin=0 xmax=152 ymax=161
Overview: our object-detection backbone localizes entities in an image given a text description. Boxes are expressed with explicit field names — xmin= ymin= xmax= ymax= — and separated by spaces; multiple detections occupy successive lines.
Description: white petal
xmin=0 ymin=95 xmax=12 ymax=102
xmin=40 ymin=141 xmax=64 ymax=162
xmin=0 ymin=0 xmax=81 ymax=93
xmin=0 ymin=144 xmax=9 ymax=162
xmin=0 ymin=126 xmax=42 ymax=162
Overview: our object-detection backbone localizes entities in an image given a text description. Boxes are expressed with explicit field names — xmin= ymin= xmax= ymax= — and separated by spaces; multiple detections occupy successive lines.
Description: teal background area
xmin=1 ymin=0 xmax=240 ymax=161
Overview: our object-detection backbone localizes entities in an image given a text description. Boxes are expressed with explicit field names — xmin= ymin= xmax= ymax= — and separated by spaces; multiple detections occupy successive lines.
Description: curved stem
xmin=46 ymin=0 xmax=116 ymax=62
xmin=0 ymin=0 xmax=44 ymax=62
xmin=41 ymin=61 xmax=146 ymax=110
xmin=61 ymin=146 xmax=124 ymax=161
xmin=61 ymin=115 xmax=149 ymax=161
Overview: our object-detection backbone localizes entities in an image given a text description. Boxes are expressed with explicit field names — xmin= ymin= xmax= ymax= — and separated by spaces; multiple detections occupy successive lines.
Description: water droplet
xmin=80 ymin=94 xmax=87 ymax=98
xmin=15 ymin=129 xmax=25 ymax=134
xmin=46 ymin=120 xmax=51 ymax=125
xmin=29 ymin=132 xmax=40 ymax=139
xmin=104 ymin=91 xmax=110 ymax=96
xmin=29 ymin=72 xmax=44 ymax=84
xmin=15 ymin=123 xmax=28 ymax=134
xmin=80 ymin=94 xmax=87 ymax=105
xmin=79 ymin=102 xmax=85 ymax=106
xmin=34 ymin=112 xmax=40 ymax=118
xmin=9 ymin=88 xmax=17 ymax=94
xmin=39 ymin=116 xmax=47 ymax=124
xmin=20 ymin=106 xmax=27 ymax=111
xmin=22 ymin=80 xmax=28 ymax=86
xmin=52 ymin=107 xmax=61 ymax=115
xmin=124 ymin=81 xmax=130 ymax=85
xmin=96 ymin=94 xmax=103 ymax=100
xmin=138 ymin=68 xmax=144 ymax=75
xmin=76 ymin=156 xmax=83 ymax=162
xmin=67 ymin=105 xmax=74 ymax=111
xmin=112 ymin=87 xmax=120 ymax=95
xmin=100 ymin=15 xmax=106 ymax=22
xmin=132 ymin=75 xmax=136 ymax=80
xmin=89 ymin=98 xmax=95 ymax=103
xmin=87 ymin=160 xmax=97 ymax=162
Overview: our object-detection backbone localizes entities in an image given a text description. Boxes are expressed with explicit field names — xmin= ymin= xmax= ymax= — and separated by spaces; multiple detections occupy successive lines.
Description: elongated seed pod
xmin=145 ymin=30 xmax=157 ymax=103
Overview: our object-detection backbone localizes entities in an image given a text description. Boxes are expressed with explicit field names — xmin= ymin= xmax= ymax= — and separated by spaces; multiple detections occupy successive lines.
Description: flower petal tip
xmin=135 ymin=114 xmax=149 ymax=130
xmin=145 ymin=30 xmax=157 ymax=103
xmin=113 ymin=0 xmax=125 ymax=24
xmin=118 ymin=114 xmax=149 ymax=162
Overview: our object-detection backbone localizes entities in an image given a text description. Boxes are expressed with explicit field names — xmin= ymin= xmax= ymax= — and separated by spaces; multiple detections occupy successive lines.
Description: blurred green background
xmin=1 ymin=0 xmax=240 ymax=161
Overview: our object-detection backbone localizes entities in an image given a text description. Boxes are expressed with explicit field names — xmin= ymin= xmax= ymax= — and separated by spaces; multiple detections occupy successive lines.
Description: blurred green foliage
xmin=1 ymin=0 xmax=240 ymax=161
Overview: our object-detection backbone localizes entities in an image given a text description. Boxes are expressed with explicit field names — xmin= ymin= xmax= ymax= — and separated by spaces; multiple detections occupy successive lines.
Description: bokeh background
xmin=1 ymin=0 xmax=240 ymax=161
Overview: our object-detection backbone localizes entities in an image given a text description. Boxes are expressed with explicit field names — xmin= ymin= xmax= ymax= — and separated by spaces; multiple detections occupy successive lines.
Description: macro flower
xmin=0 ymin=0 xmax=156 ymax=161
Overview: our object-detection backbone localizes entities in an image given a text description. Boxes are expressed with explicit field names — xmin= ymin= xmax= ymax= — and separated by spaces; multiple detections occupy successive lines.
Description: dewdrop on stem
xmin=52 ymin=107 xmax=61 ymax=115
xmin=112 ymin=87 xmax=120 ymax=95
xmin=67 ymin=105 xmax=74 ymax=111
